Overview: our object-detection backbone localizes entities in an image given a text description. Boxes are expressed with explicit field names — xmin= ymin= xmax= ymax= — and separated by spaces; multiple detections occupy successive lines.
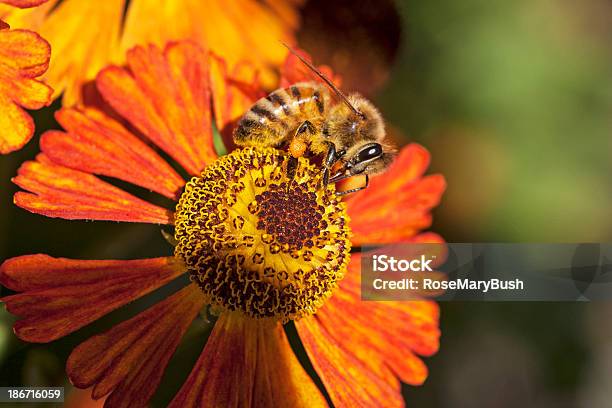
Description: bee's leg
xmin=322 ymin=143 xmax=337 ymax=186
xmin=296 ymin=120 xmax=315 ymax=136
xmin=288 ymin=121 xmax=315 ymax=183
xmin=336 ymin=174 xmax=369 ymax=196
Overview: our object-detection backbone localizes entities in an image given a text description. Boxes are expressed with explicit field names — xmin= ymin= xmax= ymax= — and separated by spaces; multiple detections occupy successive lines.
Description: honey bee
xmin=233 ymin=47 xmax=396 ymax=195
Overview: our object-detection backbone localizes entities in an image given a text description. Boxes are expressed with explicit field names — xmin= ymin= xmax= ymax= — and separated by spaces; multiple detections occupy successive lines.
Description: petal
xmin=5 ymin=0 xmax=299 ymax=105
xmin=0 ymin=93 xmax=33 ymax=153
xmin=13 ymin=153 xmax=172 ymax=223
xmin=316 ymin=304 xmax=430 ymax=386
xmin=35 ymin=0 xmax=123 ymax=104
xmin=40 ymin=107 xmax=185 ymax=199
xmin=0 ymin=0 xmax=50 ymax=8
xmin=0 ymin=1 xmax=57 ymax=29
xmin=262 ymin=0 xmax=301 ymax=31
xmin=67 ymin=284 xmax=205 ymax=408
xmin=121 ymin=0 xmax=298 ymax=88
xmin=348 ymin=144 xmax=446 ymax=246
xmin=169 ymin=313 xmax=327 ymax=408
xmin=279 ymin=47 xmax=342 ymax=88
xmin=296 ymin=241 xmax=442 ymax=406
xmin=296 ymin=316 xmax=404 ymax=407
xmin=209 ymin=53 xmax=265 ymax=134
xmin=0 ymin=29 xmax=50 ymax=78
xmin=317 ymin=253 xmax=440 ymax=382
xmin=64 ymin=388 xmax=105 ymax=408
xmin=97 ymin=42 xmax=216 ymax=175
xmin=0 ymin=28 xmax=51 ymax=153
xmin=0 ymin=255 xmax=184 ymax=342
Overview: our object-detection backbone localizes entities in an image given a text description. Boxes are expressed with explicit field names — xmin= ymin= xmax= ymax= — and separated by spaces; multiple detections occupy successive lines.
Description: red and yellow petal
xmin=209 ymin=53 xmax=265 ymax=135
xmin=121 ymin=0 xmax=299 ymax=89
xmin=97 ymin=42 xmax=216 ymax=176
xmin=3 ymin=0 xmax=300 ymax=104
xmin=13 ymin=153 xmax=172 ymax=223
xmin=0 ymin=28 xmax=52 ymax=153
xmin=169 ymin=313 xmax=326 ymax=408
xmin=296 ymin=316 xmax=404 ymax=407
xmin=0 ymin=255 xmax=184 ymax=343
xmin=336 ymin=235 xmax=443 ymax=350
xmin=64 ymin=388 xmax=105 ymax=408
xmin=41 ymin=107 xmax=185 ymax=199
xmin=67 ymin=284 xmax=205 ymax=408
xmin=262 ymin=0 xmax=302 ymax=31
xmin=347 ymin=144 xmax=446 ymax=246
xmin=0 ymin=1 xmax=57 ymax=29
xmin=321 ymin=253 xmax=440 ymax=368
xmin=0 ymin=0 xmax=49 ymax=8
xmin=34 ymin=0 xmax=123 ymax=104
xmin=0 ymin=28 xmax=50 ymax=97
xmin=296 ymin=236 xmax=442 ymax=407
xmin=279 ymin=47 xmax=342 ymax=88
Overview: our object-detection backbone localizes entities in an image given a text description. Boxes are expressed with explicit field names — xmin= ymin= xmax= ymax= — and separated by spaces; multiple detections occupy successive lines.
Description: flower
xmin=0 ymin=0 xmax=48 ymax=7
xmin=0 ymin=0 xmax=52 ymax=153
xmin=0 ymin=0 xmax=302 ymax=105
xmin=65 ymin=388 xmax=105 ymax=408
xmin=1 ymin=41 xmax=446 ymax=407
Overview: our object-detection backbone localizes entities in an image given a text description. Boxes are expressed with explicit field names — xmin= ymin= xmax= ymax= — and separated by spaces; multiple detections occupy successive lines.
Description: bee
xmin=233 ymin=47 xmax=396 ymax=195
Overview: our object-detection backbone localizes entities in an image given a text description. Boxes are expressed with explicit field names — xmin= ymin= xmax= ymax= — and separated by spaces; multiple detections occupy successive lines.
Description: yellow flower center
xmin=173 ymin=147 xmax=351 ymax=322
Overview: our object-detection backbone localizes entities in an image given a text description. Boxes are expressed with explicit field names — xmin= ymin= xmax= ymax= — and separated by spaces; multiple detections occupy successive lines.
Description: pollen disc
xmin=173 ymin=147 xmax=351 ymax=321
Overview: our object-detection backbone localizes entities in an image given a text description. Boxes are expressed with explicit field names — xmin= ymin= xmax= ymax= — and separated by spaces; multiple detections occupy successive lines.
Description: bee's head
xmin=327 ymin=94 xmax=395 ymax=177
xmin=328 ymin=94 xmax=385 ymax=144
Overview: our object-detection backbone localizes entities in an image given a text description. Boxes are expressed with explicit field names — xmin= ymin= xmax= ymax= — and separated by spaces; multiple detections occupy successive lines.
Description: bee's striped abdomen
xmin=233 ymin=82 xmax=329 ymax=148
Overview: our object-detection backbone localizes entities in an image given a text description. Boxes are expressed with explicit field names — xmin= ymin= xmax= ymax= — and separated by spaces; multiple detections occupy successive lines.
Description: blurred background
xmin=1 ymin=0 xmax=611 ymax=406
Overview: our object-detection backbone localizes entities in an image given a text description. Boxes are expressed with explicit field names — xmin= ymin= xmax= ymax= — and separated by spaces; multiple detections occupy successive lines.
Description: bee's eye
xmin=357 ymin=144 xmax=383 ymax=162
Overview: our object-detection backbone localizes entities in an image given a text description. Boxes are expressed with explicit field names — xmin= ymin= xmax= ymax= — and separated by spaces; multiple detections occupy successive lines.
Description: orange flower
xmin=1 ymin=0 xmax=48 ymax=7
xmin=0 ymin=0 xmax=52 ymax=153
xmin=65 ymin=388 xmax=105 ymax=408
xmin=1 ymin=42 xmax=446 ymax=407
xmin=0 ymin=28 xmax=52 ymax=153
xmin=0 ymin=0 xmax=302 ymax=105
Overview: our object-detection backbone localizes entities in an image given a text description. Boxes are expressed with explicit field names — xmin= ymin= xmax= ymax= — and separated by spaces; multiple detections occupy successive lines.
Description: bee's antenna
xmin=281 ymin=42 xmax=363 ymax=118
